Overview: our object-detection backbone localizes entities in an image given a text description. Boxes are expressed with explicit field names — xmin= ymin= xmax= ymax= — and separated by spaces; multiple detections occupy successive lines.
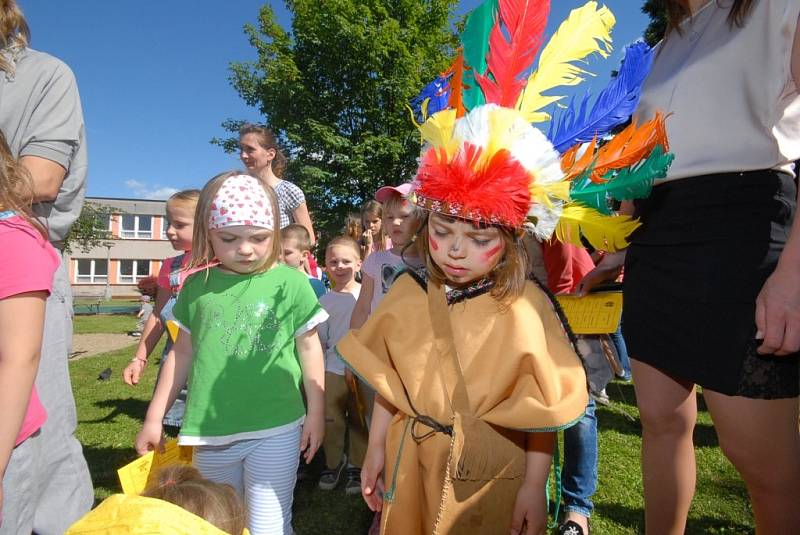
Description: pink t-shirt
xmin=0 ymin=215 xmax=59 ymax=445
xmin=156 ymin=253 xmax=203 ymax=292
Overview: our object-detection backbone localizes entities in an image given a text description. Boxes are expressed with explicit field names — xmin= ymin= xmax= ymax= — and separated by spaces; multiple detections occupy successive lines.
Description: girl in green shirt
xmin=135 ymin=172 xmax=327 ymax=535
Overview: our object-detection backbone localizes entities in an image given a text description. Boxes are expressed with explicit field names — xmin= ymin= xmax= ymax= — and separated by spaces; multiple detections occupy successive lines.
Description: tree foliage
xmin=216 ymin=0 xmax=459 ymax=241
xmin=63 ymin=202 xmax=114 ymax=254
xmin=642 ymin=0 xmax=668 ymax=46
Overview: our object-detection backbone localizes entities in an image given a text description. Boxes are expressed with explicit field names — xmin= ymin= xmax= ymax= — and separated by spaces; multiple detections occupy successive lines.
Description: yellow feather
xmin=485 ymin=107 xmax=524 ymax=166
xmin=555 ymin=203 xmax=640 ymax=252
xmin=419 ymin=109 xmax=458 ymax=159
xmin=517 ymin=1 xmax=616 ymax=123
xmin=530 ymin=181 xmax=571 ymax=204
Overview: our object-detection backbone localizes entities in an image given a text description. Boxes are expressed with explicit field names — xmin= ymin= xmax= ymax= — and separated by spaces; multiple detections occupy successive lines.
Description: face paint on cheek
xmin=429 ymin=236 xmax=439 ymax=251
xmin=482 ymin=244 xmax=503 ymax=263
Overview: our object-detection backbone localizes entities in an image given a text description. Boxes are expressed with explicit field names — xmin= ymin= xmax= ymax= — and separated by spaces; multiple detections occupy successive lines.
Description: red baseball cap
xmin=374 ymin=183 xmax=413 ymax=203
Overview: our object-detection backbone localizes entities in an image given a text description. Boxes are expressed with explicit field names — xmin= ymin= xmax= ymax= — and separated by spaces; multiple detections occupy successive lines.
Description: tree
xmin=63 ymin=202 xmax=115 ymax=254
xmin=642 ymin=0 xmax=668 ymax=47
xmin=216 ymin=0 xmax=459 ymax=242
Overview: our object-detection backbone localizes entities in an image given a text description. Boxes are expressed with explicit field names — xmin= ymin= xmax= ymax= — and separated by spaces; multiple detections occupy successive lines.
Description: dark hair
xmin=239 ymin=124 xmax=288 ymax=178
xmin=664 ymin=0 xmax=755 ymax=38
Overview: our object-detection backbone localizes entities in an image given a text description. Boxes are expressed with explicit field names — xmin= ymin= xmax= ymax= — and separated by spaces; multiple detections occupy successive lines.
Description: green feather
xmin=570 ymin=145 xmax=674 ymax=214
xmin=461 ymin=0 xmax=498 ymax=111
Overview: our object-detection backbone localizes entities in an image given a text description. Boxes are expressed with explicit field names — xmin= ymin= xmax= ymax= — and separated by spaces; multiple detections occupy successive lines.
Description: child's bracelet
xmin=130 ymin=357 xmax=148 ymax=365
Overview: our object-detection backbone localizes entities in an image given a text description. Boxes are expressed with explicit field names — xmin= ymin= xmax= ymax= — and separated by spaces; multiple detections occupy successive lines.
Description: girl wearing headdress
xmin=338 ymin=1 xmax=673 ymax=532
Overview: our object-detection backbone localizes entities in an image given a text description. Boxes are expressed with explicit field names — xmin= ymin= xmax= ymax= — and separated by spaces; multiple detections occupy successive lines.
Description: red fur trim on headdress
xmin=416 ymin=142 xmax=532 ymax=226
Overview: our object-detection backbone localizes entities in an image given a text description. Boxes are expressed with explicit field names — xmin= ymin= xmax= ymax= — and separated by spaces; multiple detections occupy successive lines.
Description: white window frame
xmin=75 ymin=259 xmax=108 ymax=284
xmin=118 ymin=259 xmax=151 ymax=284
xmin=120 ymin=215 xmax=153 ymax=239
xmin=160 ymin=215 xmax=168 ymax=240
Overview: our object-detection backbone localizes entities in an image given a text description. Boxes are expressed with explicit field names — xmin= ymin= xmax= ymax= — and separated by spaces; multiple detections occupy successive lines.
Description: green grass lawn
xmin=70 ymin=347 xmax=753 ymax=534
xmin=73 ymin=314 xmax=138 ymax=334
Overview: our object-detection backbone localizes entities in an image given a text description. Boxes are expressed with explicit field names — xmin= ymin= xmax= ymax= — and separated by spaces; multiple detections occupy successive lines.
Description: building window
xmin=119 ymin=260 xmax=151 ymax=284
xmin=161 ymin=216 xmax=168 ymax=240
xmin=120 ymin=215 xmax=152 ymax=239
xmin=75 ymin=259 xmax=108 ymax=284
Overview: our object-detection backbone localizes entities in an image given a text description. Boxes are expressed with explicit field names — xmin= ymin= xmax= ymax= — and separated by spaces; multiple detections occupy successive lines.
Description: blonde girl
xmin=348 ymin=184 xmax=425 ymax=331
xmin=123 ymin=189 xmax=200 ymax=390
xmin=359 ymin=199 xmax=388 ymax=260
xmin=135 ymin=172 xmax=327 ymax=535
xmin=66 ymin=465 xmax=246 ymax=535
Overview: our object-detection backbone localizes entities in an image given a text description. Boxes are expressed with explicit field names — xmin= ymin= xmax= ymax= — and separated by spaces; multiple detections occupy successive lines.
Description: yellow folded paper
xmin=117 ymin=439 xmax=193 ymax=495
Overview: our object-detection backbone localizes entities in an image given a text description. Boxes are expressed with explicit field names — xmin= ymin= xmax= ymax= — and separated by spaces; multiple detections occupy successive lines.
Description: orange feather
xmin=447 ymin=49 xmax=467 ymax=118
xmin=563 ymin=113 xmax=668 ymax=181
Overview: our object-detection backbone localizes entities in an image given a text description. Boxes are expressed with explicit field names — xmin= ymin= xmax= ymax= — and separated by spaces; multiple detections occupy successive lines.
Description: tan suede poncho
xmin=337 ymin=272 xmax=588 ymax=534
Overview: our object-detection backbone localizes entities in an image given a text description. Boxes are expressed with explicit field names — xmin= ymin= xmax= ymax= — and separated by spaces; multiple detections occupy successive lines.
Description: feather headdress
xmin=410 ymin=0 xmax=673 ymax=252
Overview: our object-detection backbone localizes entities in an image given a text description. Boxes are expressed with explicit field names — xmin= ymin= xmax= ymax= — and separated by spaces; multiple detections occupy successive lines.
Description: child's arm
xmin=0 ymin=292 xmax=46 ymax=510
xmin=123 ymin=287 xmax=171 ymax=385
xmin=296 ymin=327 xmax=325 ymax=463
xmin=134 ymin=330 xmax=193 ymax=455
xmin=349 ymin=273 xmax=375 ymax=330
xmin=510 ymin=432 xmax=554 ymax=535
xmin=361 ymin=393 xmax=397 ymax=512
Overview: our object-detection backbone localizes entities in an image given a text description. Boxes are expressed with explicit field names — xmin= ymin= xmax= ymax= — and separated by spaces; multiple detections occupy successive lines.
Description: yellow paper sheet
xmin=556 ymin=291 xmax=623 ymax=335
xmin=165 ymin=319 xmax=180 ymax=343
xmin=117 ymin=439 xmax=194 ymax=495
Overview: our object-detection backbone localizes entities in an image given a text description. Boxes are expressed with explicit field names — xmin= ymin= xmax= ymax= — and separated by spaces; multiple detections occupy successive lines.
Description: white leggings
xmin=193 ymin=427 xmax=301 ymax=535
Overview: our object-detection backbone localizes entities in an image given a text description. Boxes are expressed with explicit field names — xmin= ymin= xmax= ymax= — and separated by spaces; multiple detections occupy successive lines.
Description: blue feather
xmin=547 ymin=41 xmax=654 ymax=153
xmin=410 ymin=74 xmax=452 ymax=124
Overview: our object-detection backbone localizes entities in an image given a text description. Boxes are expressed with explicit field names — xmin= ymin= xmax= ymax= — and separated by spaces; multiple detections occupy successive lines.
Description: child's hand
xmin=510 ymin=481 xmax=547 ymax=535
xmin=362 ymin=229 xmax=373 ymax=248
xmin=361 ymin=445 xmax=386 ymax=512
xmin=122 ymin=358 xmax=146 ymax=386
xmin=135 ymin=420 xmax=165 ymax=456
xmin=344 ymin=368 xmax=355 ymax=388
xmin=300 ymin=411 xmax=324 ymax=464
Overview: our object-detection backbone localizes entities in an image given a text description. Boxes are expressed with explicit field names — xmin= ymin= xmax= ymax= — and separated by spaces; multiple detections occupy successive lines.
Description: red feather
xmin=474 ymin=0 xmax=550 ymax=107
xmin=416 ymin=142 xmax=531 ymax=226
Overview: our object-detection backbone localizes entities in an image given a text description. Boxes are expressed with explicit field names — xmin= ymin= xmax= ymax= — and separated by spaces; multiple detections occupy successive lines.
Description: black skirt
xmin=622 ymin=170 xmax=799 ymax=399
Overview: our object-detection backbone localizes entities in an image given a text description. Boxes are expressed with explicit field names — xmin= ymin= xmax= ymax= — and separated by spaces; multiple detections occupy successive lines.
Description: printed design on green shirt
xmin=196 ymin=292 xmax=282 ymax=360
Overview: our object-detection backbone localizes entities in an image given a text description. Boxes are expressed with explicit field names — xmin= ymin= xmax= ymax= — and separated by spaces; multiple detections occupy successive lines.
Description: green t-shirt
xmin=172 ymin=265 xmax=323 ymax=442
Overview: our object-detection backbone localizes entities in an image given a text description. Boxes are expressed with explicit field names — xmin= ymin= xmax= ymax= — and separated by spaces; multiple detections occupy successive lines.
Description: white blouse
xmin=636 ymin=0 xmax=800 ymax=182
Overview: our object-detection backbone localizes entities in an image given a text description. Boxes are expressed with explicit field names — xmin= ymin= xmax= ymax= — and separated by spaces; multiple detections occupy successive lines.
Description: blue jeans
xmin=610 ymin=322 xmax=631 ymax=379
xmin=562 ymin=399 xmax=597 ymax=518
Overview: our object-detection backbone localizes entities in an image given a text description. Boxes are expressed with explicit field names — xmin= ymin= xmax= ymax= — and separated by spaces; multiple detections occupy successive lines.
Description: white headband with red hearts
xmin=209 ymin=174 xmax=274 ymax=230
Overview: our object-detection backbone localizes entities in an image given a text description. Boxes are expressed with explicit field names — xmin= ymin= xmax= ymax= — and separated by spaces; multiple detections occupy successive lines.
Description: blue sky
xmin=19 ymin=1 xmax=650 ymax=199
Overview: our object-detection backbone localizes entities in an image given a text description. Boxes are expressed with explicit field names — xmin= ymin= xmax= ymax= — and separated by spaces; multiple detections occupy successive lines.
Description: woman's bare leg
xmin=703 ymin=390 xmax=800 ymax=531
xmin=631 ymin=358 xmax=697 ymax=535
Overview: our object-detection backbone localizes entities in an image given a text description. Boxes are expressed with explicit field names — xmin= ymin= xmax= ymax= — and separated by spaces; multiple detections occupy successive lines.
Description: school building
xmin=68 ymin=197 xmax=175 ymax=299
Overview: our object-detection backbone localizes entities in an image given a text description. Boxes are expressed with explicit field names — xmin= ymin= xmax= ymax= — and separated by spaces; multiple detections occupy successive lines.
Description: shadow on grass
xmin=685 ymin=515 xmax=753 ymax=534
xmin=600 ymin=383 xmax=720 ymax=449
xmin=293 ymin=476 xmax=373 ymax=534
xmin=593 ymin=502 xmax=643 ymax=532
xmin=83 ymin=398 xmax=150 ymax=424
xmin=81 ymin=444 xmax=138 ymax=503
xmin=593 ymin=502 xmax=752 ymax=534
